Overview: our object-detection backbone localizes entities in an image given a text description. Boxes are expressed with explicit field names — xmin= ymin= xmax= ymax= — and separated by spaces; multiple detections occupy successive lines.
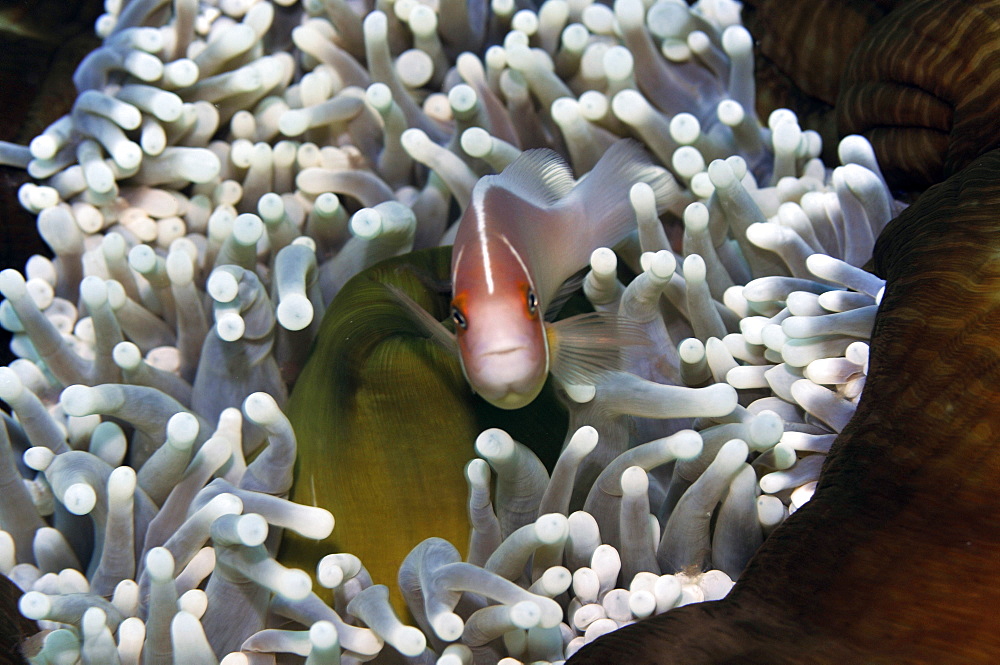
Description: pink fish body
xmin=449 ymin=140 xmax=677 ymax=409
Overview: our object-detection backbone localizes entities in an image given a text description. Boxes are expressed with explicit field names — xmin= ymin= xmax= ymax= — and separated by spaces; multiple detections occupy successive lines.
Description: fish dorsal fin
xmin=484 ymin=148 xmax=575 ymax=209
xmin=567 ymin=139 xmax=681 ymax=246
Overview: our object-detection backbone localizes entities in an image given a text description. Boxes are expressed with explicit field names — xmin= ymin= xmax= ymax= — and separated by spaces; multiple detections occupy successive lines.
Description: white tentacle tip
xmin=18 ymin=591 xmax=51 ymax=620
xmin=216 ymin=312 xmax=246 ymax=342
xmin=207 ymin=270 xmax=241 ymax=303
xmin=82 ymin=606 xmax=108 ymax=635
xmin=474 ymin=428 xmax=514 ymax=459
xmin=400 ymin=128 xmax=431 ymax=156
xmin=510 ymin=600 xmax=542 ymax=629
xmin=589 ymin=247 xmax=617 ymax=274
xmin=350 ymin=208 xmax=384 ymax=239
xmin=278 ymin=569 xmax=312 ymax=601
xmin=0 ymin=269 xmax=27 ymax=298
xmin=80 ymin=275 xmax=109 ymax=307
xmin=564 ymin=383 xmax=596 ymax=403
xmin=706 ymin=159 xmax=737 ymax=189
xmin=108 ymin=465 xmax=137 ymax=502
xmin=621 ymin=465 xmax=648 ymax=495
xmin=23 ymin=446 xmax=55 ymax=471
xmin=721 ymin=25 xmax=752 ymax=55
xmin=682 ymin=253 xmax=707 ymax=282
xmin=535 ymin=513 xmax=569 ymax=544
xmin=62 ymin=481 xmax=97 ymax=516
xmin=629 ymin=182 xmax=656 ymax=212
xmin=166 ymin=411 xmax=200 ymax=447
xmin=465 ymin=458 xmax=491 ymax=486
xmin=460 ymin=127 xmax=491 ymax=158
xmin=298 ymin=508 xmax=335 ymax=540
xmin=146 ymin=546 xmax=175 ymax=582
xmin=568 ymin=425 xmax=599 ymax=455
xmin=243 ymin=391 xmax=282 ymax=426
xmin=237 ymin=513 xmax=269 ymax=547
xmin=60 ymin=384 xmax=97 ymax=417
xmin=363 ymin=9 xmax=388 ymax=36
xmin=277 ymin=294 xmax=314 ymax=331
xmin=0 ymin=366 xmax=24 ymax=402
xmin=431 ymin=613 xmax=464 ymax=642
xmin=310 ymin=620 xmax=339 ymax=649
xmin=112 ymin=341 xmax=142 ymax=369
xmin=669 ymin=430 xmax=703 ymax=460
xmin=392 ymin=625 xmax=426 ymax=657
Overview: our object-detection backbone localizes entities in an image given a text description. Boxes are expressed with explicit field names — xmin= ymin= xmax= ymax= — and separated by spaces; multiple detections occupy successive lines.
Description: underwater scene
xmin=1 ymin=0 xmax=998 ymax=663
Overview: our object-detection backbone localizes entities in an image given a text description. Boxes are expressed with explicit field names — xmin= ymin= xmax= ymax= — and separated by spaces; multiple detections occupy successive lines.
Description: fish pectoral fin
xmin=544 ymin=269 xmax=587 ymax=322
xmin=383 ymin=283 xmax=459 ymax=355
xmin=547 ymin=312 xmax=649 ymax=387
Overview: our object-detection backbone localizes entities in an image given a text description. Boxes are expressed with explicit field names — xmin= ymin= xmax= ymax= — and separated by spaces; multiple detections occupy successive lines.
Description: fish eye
xmin=527 ymin=290 xmax=538 ymax=315
xmin=451 ymin=305 xmax=468 ymax=330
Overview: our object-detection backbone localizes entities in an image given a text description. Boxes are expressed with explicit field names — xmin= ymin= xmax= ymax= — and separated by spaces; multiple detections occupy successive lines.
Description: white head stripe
xmin=498 ymin=234 xmax=534 ymax=293
xmin=473 ymin=186 xmax=495 ymax=294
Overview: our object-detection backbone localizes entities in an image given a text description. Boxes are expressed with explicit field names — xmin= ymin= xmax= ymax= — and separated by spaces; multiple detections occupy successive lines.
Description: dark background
xmin=0 ymin=0 xmax=103 ymax=365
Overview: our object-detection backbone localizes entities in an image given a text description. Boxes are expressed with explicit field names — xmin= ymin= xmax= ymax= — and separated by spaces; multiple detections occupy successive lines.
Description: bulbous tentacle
xmin=568 ymin=149 xmax=1000 ymax=664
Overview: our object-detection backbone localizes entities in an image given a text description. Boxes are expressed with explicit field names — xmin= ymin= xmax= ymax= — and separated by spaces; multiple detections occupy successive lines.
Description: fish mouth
xmin=481 ymin=345 xmax=527 ymax=357
xmin=465 ymin=345 xmax=546 ymax=409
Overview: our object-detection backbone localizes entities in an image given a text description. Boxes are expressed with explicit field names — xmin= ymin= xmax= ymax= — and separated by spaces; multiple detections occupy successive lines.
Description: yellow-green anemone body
xmin=281 ymin=246 xmax=568 ymax=612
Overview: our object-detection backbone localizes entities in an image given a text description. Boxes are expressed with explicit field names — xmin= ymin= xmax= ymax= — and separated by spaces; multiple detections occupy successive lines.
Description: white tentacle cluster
xmin=0 ymin=0 xmax=896 ymax=663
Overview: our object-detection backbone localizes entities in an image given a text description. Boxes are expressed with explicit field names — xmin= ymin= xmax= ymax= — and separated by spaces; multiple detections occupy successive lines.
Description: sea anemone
xmin=0 ymin=0 xmax=942 ymax=663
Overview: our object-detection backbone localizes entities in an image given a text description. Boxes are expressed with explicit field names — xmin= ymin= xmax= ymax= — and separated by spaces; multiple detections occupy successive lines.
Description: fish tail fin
xmin=546 ymin=311 xmax=650 ymax=388
xmin=566 ymin=139 xmax=684 ymax=247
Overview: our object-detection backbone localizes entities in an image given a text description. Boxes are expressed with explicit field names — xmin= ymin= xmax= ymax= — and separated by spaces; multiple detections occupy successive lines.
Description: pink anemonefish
xmin=402 ymin=139 xmax=680 ymax=409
